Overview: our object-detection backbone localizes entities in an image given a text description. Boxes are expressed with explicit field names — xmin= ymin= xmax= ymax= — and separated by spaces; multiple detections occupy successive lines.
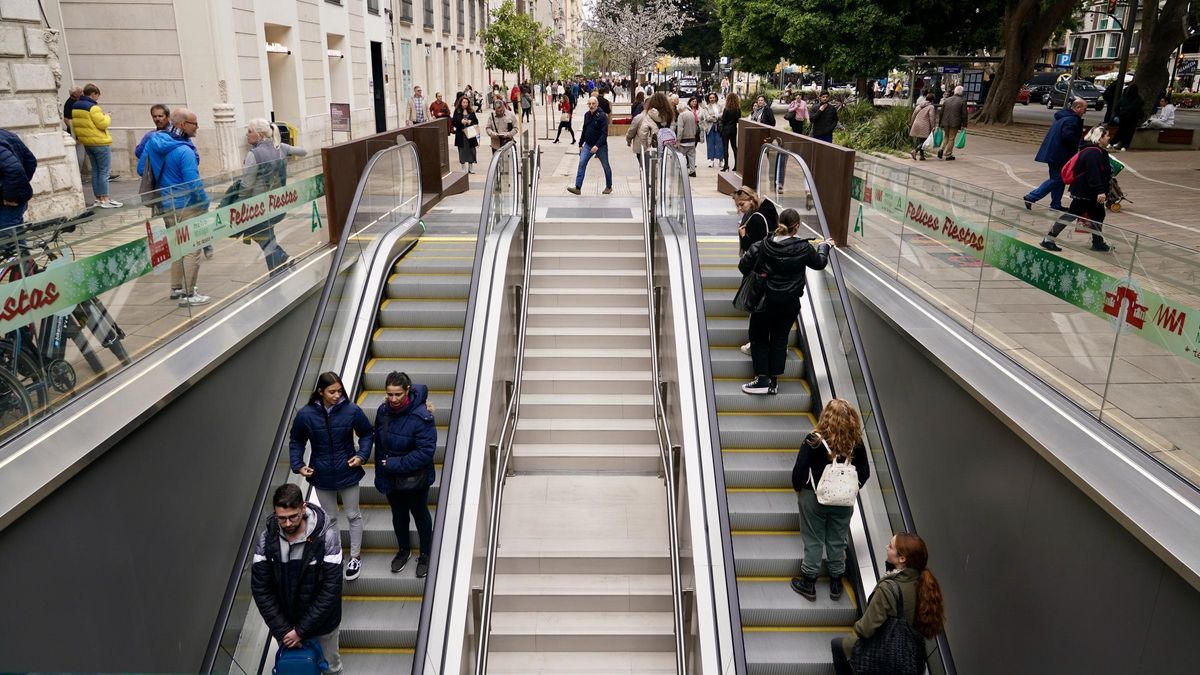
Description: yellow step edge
xmin=713 ymin=378 xmax=813 ymax=394
xmin=365 ymin=356 xmax=457 ymax=367
xmin=376 ymin=326 xmax=465 ymax=332
xmin=382 ymin=298 xmax=469 ymax=304
xmin=341 ymin=648 xmax=418 ymax=655
xmin=727 ymin=487 xmax=793 ymax=493
xmin=390 ymin=272 xmax=470 ymax=277
xmin=420 ymin=236 xmax=478 ymax=241
xmin=743 ymin=626 xmax=854 ymax=633
xmin=718 ymin=412 xmax=818 ymax=423
xmin=733 ymin=577 xmax=859 ymax=605
xmin=343 ymin=595 xmax=423 ymax=602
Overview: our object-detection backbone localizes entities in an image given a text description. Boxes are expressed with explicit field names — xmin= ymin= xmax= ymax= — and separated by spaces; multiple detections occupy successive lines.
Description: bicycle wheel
xmin=0 ymin=366 xmax=33 ymax=434
xmin=0 ymin=340 xmax=48 ymax=413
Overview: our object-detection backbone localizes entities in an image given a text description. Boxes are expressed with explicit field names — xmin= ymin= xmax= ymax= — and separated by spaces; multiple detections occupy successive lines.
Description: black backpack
xmin=849 ymin=581 xmax=926 ymax=675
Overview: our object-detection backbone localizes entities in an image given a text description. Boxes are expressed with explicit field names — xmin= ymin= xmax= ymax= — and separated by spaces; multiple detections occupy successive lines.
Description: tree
xmin=584 ymin=0 xmax=691 ymax=84
xmin=478 ymin=0 xmax=543 ymax=85
xmin=974 ymin=0 xmax=1080 ymax=125
xmin=1130 ymin=0 xmax=1190 ymax=117
xmin=582 ymin=33 xmax=616 ymax=76
xmin=660 ymin=0 xmax=722 ymax=70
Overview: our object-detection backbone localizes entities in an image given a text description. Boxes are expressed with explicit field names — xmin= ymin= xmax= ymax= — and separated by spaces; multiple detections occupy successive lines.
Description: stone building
xmin=40 ymin=0 xmax=488 ymax=177
xmin=0 ymin=3 xmax=85 ymax=221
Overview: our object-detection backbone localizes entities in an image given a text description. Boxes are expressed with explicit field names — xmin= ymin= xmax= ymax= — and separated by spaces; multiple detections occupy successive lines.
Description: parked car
xmin=677 ymin=77 xmax=699 ymax=97
xmin=1024 ymin=72 xmax=1060 ymax=104
xmin=1045 ymin=79 xmax=1105 ymax=110
xmin=1016 ymin=86 xmax=1031 ymax=105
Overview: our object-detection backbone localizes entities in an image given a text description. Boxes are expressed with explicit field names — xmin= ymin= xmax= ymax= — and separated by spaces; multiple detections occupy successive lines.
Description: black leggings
xmin=748 ymin=301 xmax=799 ymax=377
xmin=722 ymin=134 xmax=737 ymax=171
xmin=1048 ymin=197 xmax=1107 ymax=247
xmin=387 ymin=486 xmax=433 ymax=557
xmin=554 ymin=120 xmax=575 ymax=142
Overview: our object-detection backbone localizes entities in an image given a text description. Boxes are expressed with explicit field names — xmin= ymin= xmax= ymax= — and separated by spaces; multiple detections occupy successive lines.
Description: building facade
xmin=43 ymin=0 xmax=488 ymax=176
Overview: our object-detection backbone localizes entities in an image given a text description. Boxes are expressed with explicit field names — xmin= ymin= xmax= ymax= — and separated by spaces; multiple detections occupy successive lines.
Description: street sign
xmin=1056 ymin=53 xmax=1072 ymax=67
xmin=1180 ymin=59 xmax=1198 ymax=75
xmin=941 ymin=65 xmax=961 ymax=74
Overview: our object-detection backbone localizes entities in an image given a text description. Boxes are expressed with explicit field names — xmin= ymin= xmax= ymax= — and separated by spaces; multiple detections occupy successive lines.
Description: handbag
xmin=784 ymin=109 xmax=796 ymax=122
xmin=809 ymin=435 xmax=860 ymax=507
xmin=849 ymin=582 xmax=926 ymax=675
xmin=464 ymin=124 xmax=479 ymax=140
xmin=560 ymin=112 xmax=570 ymax=122
xmin=732 ymin=250 xmax=768 ymax=313
xmin=273 ymin=639 xmax=328 ymax=675
xmin=377 ymin=411 xmax=426 ymax=492
xmin=955 ymin=128 xmax=967 ymax=149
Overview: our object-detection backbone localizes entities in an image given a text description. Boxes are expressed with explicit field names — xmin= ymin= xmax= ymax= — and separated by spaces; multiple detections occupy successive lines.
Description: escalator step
xmin=342 ymin=505 xmax=439 ymax=550
xmin=743 ymin=631 xmax=848 ymax=675
xmin=722 ymin=451 xmax=795 ymax=489
xmin=727 ymin=491 xmax=801 ymax=531
xmin=338 ymin=597 xmax=421 ymax=648
xmin=339 ymin=651 xmax=415 ymax=675
xmin=706 ymin=317 xmax=797 ymax=349
xmin=713 ymin=379 xmax=812 ymax=413
xmin=357 ymin=390 xmax=454 ymax=425
xmin=363 ymin=358 xmax=458 ymax=391
xmin=341 ymin=551 xmax=428 ymax=596
xmin=717 ymin=414 xmax=814 ymax=449
xmin=709 ymin=349 xmax=805 ymax=380
xmin=731 ymin=533 xmax=804 ymax=577
xmin=371 ymin=328 xmax=463 ymax=357
xmin=386 ymin=273 xmax=471 ymax=297
xmin=737 ymin=579 xmax=858 ymax=627
xmin=379 ymin=299 xmax=468 ymax=327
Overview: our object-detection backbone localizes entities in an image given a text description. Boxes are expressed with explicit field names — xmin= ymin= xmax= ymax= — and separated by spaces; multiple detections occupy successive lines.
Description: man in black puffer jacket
xmin=0 ymin=128 xmax=37 ymax=233
xmin=252 ymin=483 xmax=344 ymax=673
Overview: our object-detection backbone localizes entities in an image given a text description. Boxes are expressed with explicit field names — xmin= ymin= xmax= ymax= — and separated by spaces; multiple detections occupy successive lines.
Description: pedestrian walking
xmin=70 ymin=84 xmax=121 ymax=208
xmin=786 ymin=93 xmax=809 ymax=135
xmin=632 ymin=91 xmax=646 ymax=118
xmin=1041 ymin=125 xmax=1114 ymax=253
xmin=790 ymin=398 xmax=870 ymax=601
xmin=374 ymin=371 xmax=437 ymax=578
xmin=251 ymin=483 xmax=344 ymax=674
xmin=1024 ymin=98 xmax=1086 ymax=211
xmin=240 ymin=118 xmax=308 ymax=274
xmin=451 ymin=95 xmax=479 ymax=174
xmin=635 ymin=92 xmax=675 ymax=155
xmin=749 ymin=95 xmax=775 ymax=127
xmin=1110 ymin=84 xmax=1144 ymax=151
xmin=486 ymin=100 xmax=519 ymax=151
xmin=809 ymin=91 xmax=838 ymax=144
xmin=0 ymin=128 xmax=36 ymax=235
xmin=702 ymin=93 xmax=724 ymax=168
xmin=673 ymin=96 xmax=702 ymax=177
xmin=831 ymin=533 xmax=946 ymax=675
xmin=720 ymin=93 xmax=741 ymax=172
xmin=405 ymin=86 xmax=427 ymax=126
xmin=520 ymin=88 xmax=533 ymax=122
xmin=738 ymin=209 xmax=833 ymax=395
xmin=288 ymin=371 xmax=373 ymax=581
xmin=907 ymin=93 xmax=938 ymax=160
xmin=567 ymin=97 xmax=613 ymax=195
xmin=937 ymin=85 xmax=967 ymax=160
xmin=553 ymin=95 xmax=576 ymax=144
xmin=134 ymin=104 xmax=173 ymax=160
xmin=430 ymin=92 xmax=451 ymax=121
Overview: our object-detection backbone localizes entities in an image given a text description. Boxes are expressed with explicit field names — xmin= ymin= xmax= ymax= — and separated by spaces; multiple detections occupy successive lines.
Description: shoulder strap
xmin=376 ymin=411 xmax=391 ymax=455
xmin=889 ymin=579 xmax=908 ymax=623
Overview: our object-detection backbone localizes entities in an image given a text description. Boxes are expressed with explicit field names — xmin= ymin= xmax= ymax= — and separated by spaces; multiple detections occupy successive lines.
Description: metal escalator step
xmin=360 ymin=467 xmax=441 ymax=505
xmin=709 ymin=349 xmax=804 ymax=380
xmin=718 ymin=414 xmax=814 ymax=449
xmin=393 ymin=257 xmax=475 ymax=273
xmin=379 ymin=299 xmax=467 ymax=327
xmin=371 ymin=328 xmax=463 ymax=357
xmin=341 ymin=551 xmax=428 ymax=596
xmin=703 ymin=289 xmax=746 ymax=317
xmin=737 ymin=579 xmax=859 ymax=627
xmin=357 ymin=390 xmax=454 ymax=425
xmin=706 ymin=317 xmax=797 ymax=349
xmin=338 ymin=596 xmax=421 ymax=648
xmin=713 ymin=379 xmax=812 ymax=413
xmin=487 ymin=651 xmax=676 ymax=674
xmin=386 ymin=274 xmax=471 ymax=298
xmin=700 ymin=267 xmax=744 ymax=290
xmin=363 ymin=359 xmax=458 ymax=391
xmin=727 ymin=491 xmax=801 ymax=531
xmin=743 ymin=631 xmax=849 ymax=675
xmin=722 ymin=451 xmax=795 ymax=489
xmin=339 ymin=651 xmax=415 ymax=675
xmin=732 ymin=533 xmax=804 ymax=577
xmin=343 ymin=505 xmax=439 ymax=550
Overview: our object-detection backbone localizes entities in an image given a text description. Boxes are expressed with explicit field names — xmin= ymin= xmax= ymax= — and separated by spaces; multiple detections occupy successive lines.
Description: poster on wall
xmin=330 ymin=103 xmax=351 ymax=133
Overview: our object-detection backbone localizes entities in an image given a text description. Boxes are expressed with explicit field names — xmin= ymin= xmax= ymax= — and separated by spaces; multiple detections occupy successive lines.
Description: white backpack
xmin=809 ymin=436 xmax=860 ymax=507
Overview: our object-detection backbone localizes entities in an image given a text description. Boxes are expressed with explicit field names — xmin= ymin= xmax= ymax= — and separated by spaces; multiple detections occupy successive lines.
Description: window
xmin=457 ymin=0 xmax=465 ymax=37
xmin=399 ymin=0 xmax=413 ymax=21
xmin=1099 ymin=16 xmax=1108 ymax=30
xmin=368 ymin=0 xmax=379 ymax=14
xmin=1107 ymin=33 xmax=1119 ymax=59
xmin=469 ymin=0 xmax=475 ymax=35
xmin=443 ymin=0 xmax=451 ymax=33
xmin=424 ymin=0 xmax=434 ymax=28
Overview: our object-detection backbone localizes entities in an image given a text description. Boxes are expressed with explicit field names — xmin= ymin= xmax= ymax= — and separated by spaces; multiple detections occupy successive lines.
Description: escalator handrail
xmin=653 ymin=145 xmax=748 ymax=674
xmin=473 ymin=144 xmax=536 ymax=674
xmin=753 ymin=143 xmax=958 ymax=675
xmin=412 ymin=140 xmax=522 ymax=672
xmin=201 ymin=141 xmax=422 ymax=673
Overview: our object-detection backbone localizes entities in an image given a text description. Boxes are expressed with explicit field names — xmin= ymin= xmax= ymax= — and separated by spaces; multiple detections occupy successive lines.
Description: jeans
xmin=798 ymin=489 xmax=854 ymax=578
xmin=748 ymin=301 xmax=798 ymax=377
xmin=705 ymin=128 xmax=724 ymax=160
xmin=1047 ymin=197 xmax=1107 ymax=248
xmin=574 ymin=145 xmax=612 ymax=189
xmin=84 ymin=145 xmax=111 ymax=199
xmin=831 ymin=637 xmax=853 ymax=675
xmin=387 ymin=486 xmax=433 ymax=557
xmin=1026 ymin=161 xmax=1065 ymax=209
xmin=315 ymin=486 xmax=363 ymax=559
xmin=0 ymin=203 xmax=26 ymax=228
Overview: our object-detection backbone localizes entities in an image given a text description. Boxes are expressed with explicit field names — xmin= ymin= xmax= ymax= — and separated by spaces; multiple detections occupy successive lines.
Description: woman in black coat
xmin=738 ymin=208 xmax=834 ymax=394
xmin=720 ymin=93 xmax=742 ymax=172
xmin=452 ymin=95 xmax=480 ymax=174
xmin=1041 ymin=125 xmax=1113 ymax=252
xmin=749 ymin=95 xmax=775 ymax=127
xmin=1111 ymin=83 xmax=1144 ymax=151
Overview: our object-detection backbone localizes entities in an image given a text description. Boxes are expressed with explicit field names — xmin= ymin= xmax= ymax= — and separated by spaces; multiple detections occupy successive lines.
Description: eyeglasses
xmin=275 ymin=513 xmax=304 ymax=524
xmin=183 ymin=119 xmax=199 ymax=127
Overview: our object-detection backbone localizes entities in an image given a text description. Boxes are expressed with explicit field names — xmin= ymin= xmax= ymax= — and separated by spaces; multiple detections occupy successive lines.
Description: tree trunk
xmin=974 ymin=0 xmax=1079 ymax=125
xmin=1130 ymin=0 xmax=1189 ymax=119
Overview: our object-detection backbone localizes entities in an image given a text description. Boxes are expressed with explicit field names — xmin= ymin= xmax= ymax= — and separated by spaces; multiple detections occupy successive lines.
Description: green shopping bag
xmin=955 ymin=129 xmax=967 ymax=149
xmin=932 ymin=127 xmax=944 ymax=147
xmin=1108 ymin=155 xmax=1125 ymax=176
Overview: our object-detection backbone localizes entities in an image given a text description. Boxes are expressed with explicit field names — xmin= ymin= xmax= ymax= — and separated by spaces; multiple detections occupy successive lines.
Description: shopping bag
xmin=922 ymin=133 xmax=937 ymax=150
xmin=464 ymin=125 xmax=479 ymax=140
xmin=955 ymin=129 xmax=967 ymax=149
xmin=932 ymin=127 xmax=944 ymax=147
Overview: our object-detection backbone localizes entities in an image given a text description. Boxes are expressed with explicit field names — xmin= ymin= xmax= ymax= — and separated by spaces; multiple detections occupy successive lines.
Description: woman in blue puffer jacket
xmin=289 ymin=371 xmax=373 ymax=581
xmin=373 ymin=371 xmax=437 ymax=579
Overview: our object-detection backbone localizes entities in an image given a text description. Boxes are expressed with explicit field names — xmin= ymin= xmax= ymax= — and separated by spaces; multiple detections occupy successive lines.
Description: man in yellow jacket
xmin=71 ymin=83 xmax=121 ymax=208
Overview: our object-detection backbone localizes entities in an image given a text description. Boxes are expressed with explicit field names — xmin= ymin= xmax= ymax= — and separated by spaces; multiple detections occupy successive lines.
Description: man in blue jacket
xmin=0 ymin=128 xmax=37 ymax=233
xmin=139 ymin=107 xmax=211 ymax=307
xmin=567 ymin=97 xmax=612 ymax=196
xmin=1023 ymin=98 xmax=1086 ymax=212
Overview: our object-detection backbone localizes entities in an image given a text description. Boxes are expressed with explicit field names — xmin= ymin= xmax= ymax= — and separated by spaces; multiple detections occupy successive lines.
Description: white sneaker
xmin=178 ymin=293 xmax=211 ymax=307
xmin=97 ymin=200 xmax=120 ymax=209
xmin=740 ymin=342 xmax=751 ymax=356
xmin=345 ymin=557 xmax=361 ymax=581
xmin=108 ymin=199 xmax=123 ymax=207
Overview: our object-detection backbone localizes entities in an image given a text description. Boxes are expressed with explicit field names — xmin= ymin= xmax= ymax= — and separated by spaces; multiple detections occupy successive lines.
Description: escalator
xmin=338 ymin=234 xmax=475 ymax=672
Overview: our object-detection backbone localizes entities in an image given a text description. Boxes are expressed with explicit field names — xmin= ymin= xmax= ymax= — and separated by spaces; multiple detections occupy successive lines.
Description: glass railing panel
xmin=846 ymin=156 xmax=909 ymax=280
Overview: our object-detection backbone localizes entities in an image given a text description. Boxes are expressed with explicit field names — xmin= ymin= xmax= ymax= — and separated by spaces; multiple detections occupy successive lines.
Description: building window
xmin=443 ymin=0 xmax=451 ymax=33
xmin=424 ymin=0 xmax=434 ymax=28
xmin=457 ymin=0 xmax=465 ymax=37
xmin=368 ymin=0 xmax=379 ymax=14
xmin=469 ymin=0 xmax=475 ymax=35
xmin=400 ymin=0 xmax=413 ymax=21
xmin=1107 ymin=33 xmax=1119 ymax=59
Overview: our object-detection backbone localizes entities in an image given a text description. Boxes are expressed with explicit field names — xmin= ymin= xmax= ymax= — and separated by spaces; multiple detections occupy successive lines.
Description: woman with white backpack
xmin=790 ymin=398 xmax=871 ymax=602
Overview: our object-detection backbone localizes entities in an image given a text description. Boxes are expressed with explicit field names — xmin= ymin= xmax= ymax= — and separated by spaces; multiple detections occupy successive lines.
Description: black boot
xmin=791 ymin=575 xmax=817 ymax=601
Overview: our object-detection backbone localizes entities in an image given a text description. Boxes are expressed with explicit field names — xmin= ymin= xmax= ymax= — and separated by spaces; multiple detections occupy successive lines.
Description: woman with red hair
xmin=833 ymin=532 xmax=946 ymax=674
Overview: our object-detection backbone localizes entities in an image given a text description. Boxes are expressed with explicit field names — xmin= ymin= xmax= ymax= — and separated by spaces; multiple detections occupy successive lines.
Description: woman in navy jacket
xmin=374 ymin=371 xmax=437 ymax=579
xmin=289 ymin=371 xmax=373 ymax=581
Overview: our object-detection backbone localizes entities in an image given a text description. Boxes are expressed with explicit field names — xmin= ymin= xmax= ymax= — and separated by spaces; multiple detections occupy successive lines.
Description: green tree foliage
xmin=660 ymin=0 xmax=722 ymax=65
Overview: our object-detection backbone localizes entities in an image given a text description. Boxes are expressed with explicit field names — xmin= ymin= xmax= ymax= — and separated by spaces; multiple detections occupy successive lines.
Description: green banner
xmin=853 ymin=168 xmax=1200 ymax=363
xmin=0 ymin=173 xmax=325 ymax=336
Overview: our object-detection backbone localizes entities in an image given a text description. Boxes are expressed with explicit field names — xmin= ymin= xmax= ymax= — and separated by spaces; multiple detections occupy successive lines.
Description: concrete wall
xmin=850 ymin=294 xmax=1200 ymax=675
xmin=0 ymin=2 xmax=84 ymax=220
xmin=0 ymin=291 xmax=319 ymax=671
